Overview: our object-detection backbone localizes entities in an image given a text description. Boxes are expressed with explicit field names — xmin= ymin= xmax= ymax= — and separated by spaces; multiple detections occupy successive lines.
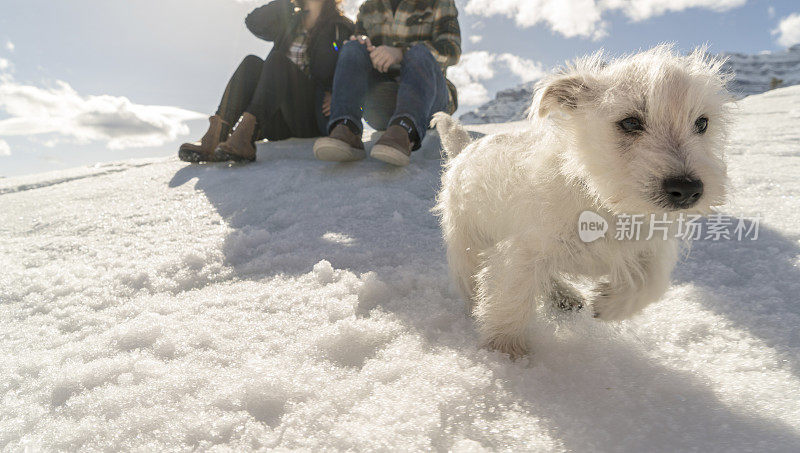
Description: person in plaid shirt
xmin=313 ymin=0 xmax=461 ymax=166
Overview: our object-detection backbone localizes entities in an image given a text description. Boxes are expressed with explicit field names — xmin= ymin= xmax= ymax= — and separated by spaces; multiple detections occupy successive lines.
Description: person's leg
xmin=370 ymin=45 xmax=448 ymax=166
xmin=313 ymin=40 xmax=377 ymax=162
xmin=314 ymin=87 xmax=329 ymax=137
xmin=244 ymin=52 xmax=292 ymax=127
xmin=364 ymin=80 xmax=399 ymax=131
xmin=260 ymin=110 xmax=292 ymax=142
xmin=179 ymin=55 xmax=263 ymax=162
xmin=390 ymin=44 xmax=449 ymax=146
xmin=276 ymin=64 xmax=325 ymax=139
xmin=216 ymin=55 xmax=265 ymax=127
xmin=217 ymin=52 xmax=295 ymax=161
xmin=327 ymin=40 xmax=376 ymax=135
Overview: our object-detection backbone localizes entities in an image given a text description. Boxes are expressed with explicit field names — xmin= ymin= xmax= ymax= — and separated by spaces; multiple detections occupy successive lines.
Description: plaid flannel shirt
xmin=355 ymin=0 xmax=462 ymax=112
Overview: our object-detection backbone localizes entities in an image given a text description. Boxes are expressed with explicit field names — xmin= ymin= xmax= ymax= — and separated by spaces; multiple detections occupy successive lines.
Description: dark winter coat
xmin=245 ymin=0 xmax=355 ymax=90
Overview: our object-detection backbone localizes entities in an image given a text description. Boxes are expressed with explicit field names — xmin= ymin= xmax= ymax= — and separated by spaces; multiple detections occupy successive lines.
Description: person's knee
xmin=404 ymin=44 xmax=436 ymax=65
xmin=340 ymin=40 xmax=371 ymax=62
xmin=242 ymin=54 xmax=264 ymax=68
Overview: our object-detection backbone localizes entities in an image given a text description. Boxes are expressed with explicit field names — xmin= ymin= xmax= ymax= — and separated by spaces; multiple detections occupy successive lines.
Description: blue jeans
xmin=328 ymin=41 xmax=449 ymax=144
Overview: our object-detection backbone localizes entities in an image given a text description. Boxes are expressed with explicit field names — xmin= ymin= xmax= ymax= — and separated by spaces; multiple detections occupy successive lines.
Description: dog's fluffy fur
xmin=433 ymin=45 xmax=731 ymax=357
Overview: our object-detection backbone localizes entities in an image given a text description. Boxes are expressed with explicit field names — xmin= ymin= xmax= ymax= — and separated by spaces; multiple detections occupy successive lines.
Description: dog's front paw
xmin=484 ymin=334 xmax=529 ymax=359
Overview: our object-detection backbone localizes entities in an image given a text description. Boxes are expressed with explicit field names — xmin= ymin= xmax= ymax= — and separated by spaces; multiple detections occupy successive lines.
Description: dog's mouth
xmin=650 ymin=194 xmax=703 ymax=212
xmin=654 ymin=196 xmax=702 ymax=211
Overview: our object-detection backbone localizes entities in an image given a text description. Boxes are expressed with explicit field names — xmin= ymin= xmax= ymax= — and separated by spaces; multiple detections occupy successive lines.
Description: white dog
xmin=433 ymin=45 xmax=731 ymax=357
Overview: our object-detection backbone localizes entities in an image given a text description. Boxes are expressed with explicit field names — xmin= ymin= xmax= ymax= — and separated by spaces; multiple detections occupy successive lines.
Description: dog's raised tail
xmin=432 ymin=112 xmax=471 ymax=160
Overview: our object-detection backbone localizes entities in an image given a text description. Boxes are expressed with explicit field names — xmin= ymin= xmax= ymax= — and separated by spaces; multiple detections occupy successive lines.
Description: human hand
xmin=322 ymin=92 xmax=332 ymax=117
xmin=349 ymin=35 xmax=373 ymax=49
xmin=369 ymin=45 xmax=403 ymax=73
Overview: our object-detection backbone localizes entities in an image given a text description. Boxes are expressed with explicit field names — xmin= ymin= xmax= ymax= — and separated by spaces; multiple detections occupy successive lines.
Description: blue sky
xmin=1 ymin=0 xmax=799 ymax=177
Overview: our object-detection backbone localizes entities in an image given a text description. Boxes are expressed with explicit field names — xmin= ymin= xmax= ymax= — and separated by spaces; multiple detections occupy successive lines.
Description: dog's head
xmin=533 ymin=45 xmax=731 ymax=214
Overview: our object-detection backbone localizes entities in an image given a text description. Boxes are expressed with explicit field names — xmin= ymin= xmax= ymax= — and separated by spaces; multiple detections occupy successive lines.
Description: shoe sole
xmin=178 ymin=149 xmax=202 ymax=163
xmin=213 ymin=150 xmax=255 ymax=163
xmin=313 ymin=138 xmax=366 ymax=162
xmin=370 ymin=144 xmax=410 ymax=167
xmin=212 ymin=142 xmax=256 ymax=163
xmin=179 ymin=148 xmax=219 ymax=163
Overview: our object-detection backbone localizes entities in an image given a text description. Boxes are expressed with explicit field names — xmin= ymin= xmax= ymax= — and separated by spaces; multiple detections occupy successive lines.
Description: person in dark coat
xmin=179 ymin=0 xmax=354 ymax=163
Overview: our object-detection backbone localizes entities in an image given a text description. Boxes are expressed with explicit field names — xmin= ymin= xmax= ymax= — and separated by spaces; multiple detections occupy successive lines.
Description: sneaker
xmin=313 ymin=123 xmax=366 ymax=162
xmin=370 ymin=125 xmax=411 ymax=166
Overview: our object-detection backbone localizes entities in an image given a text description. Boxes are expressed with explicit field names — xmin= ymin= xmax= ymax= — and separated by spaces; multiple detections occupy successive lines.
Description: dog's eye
xmin=695 ymin=116 xmax=708 ymax=134
xmin=618 ymin=117 xmax=644 ymax=134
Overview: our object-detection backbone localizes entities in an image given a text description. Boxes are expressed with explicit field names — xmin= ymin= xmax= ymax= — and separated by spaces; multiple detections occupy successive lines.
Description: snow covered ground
xmin=2 ymin=86 xmax=800 ymax=451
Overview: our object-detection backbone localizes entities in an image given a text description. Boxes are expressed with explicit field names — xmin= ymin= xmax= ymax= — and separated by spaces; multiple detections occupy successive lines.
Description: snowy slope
xmin=461 ymin=45 xmax=800 ymax=124
xmin=2 ymin=87 xmax=800 ymax=451
xmin=460 ymin=81 xmax=537 ymax=125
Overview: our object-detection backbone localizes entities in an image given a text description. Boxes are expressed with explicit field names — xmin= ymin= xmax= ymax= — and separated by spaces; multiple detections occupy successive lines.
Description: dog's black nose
xmin=663 ymin=177 xmax=704 ymax=208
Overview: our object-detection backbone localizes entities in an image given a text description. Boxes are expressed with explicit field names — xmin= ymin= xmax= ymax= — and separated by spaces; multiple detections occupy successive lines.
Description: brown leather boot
xmin=370 ymin=125 xmax=412 ymax=167
xmin=214 ymin=112 xmax=258 ymax=162
xmin=178 ymin=115 xmax=229 ymax=162
xmin=313 ymin=123 xmax=366 ymax=162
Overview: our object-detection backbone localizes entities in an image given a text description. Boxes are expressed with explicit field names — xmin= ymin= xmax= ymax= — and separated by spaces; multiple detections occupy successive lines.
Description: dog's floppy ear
xmin=536 ymin=74 xmax=596 ymax=118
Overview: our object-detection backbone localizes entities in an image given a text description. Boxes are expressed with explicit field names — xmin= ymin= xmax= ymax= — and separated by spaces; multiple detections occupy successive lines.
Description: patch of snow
xmin=1 ymin=88 xmax=799 ymax=450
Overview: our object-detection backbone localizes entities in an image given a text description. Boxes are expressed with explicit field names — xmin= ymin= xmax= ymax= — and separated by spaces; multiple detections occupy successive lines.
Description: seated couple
xmin=179 ymin=0 xmax=461 ymax=167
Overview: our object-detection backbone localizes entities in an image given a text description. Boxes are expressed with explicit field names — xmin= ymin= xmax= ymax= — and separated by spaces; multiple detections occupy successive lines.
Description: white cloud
xmin=465 ymin=0 xmax=747 ymax=40
xmin=448 ymin=51 xmax=495 ymax=106
xmin=0 ymin=58 xmax=10 ymax=72
xmin=341 ymin=0 xmax=365 ymax=19
xmin=603 ymin=0 xmax=747 ymax=22
xmin=497 ymin=53 xmax=546 ymax=82
xmin=0 ymin=77 xmax=205 ymax=150
xmin=767 ymin=6 xmax=775 ymax=18
xmin=465 ymin=0 xmax=608 ymax=39
xmin=236 ymin=0 xmax=363 ymax=19
xmin=0 ymin=139 xmax=10 ymax=156
xmin=448 ymin=51 xmax=546 ymax=106
xmin=5 ymin=41 xmax=13 ymax=52
xmin=469 ymin=35 xmax=483 ymax=44
xmin=773 ymin=13 xmax=800 ymax=48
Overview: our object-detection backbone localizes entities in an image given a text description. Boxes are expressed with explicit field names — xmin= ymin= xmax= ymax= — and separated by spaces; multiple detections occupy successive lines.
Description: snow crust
xmin=1 ymin=87 xmax=800 ymax=451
